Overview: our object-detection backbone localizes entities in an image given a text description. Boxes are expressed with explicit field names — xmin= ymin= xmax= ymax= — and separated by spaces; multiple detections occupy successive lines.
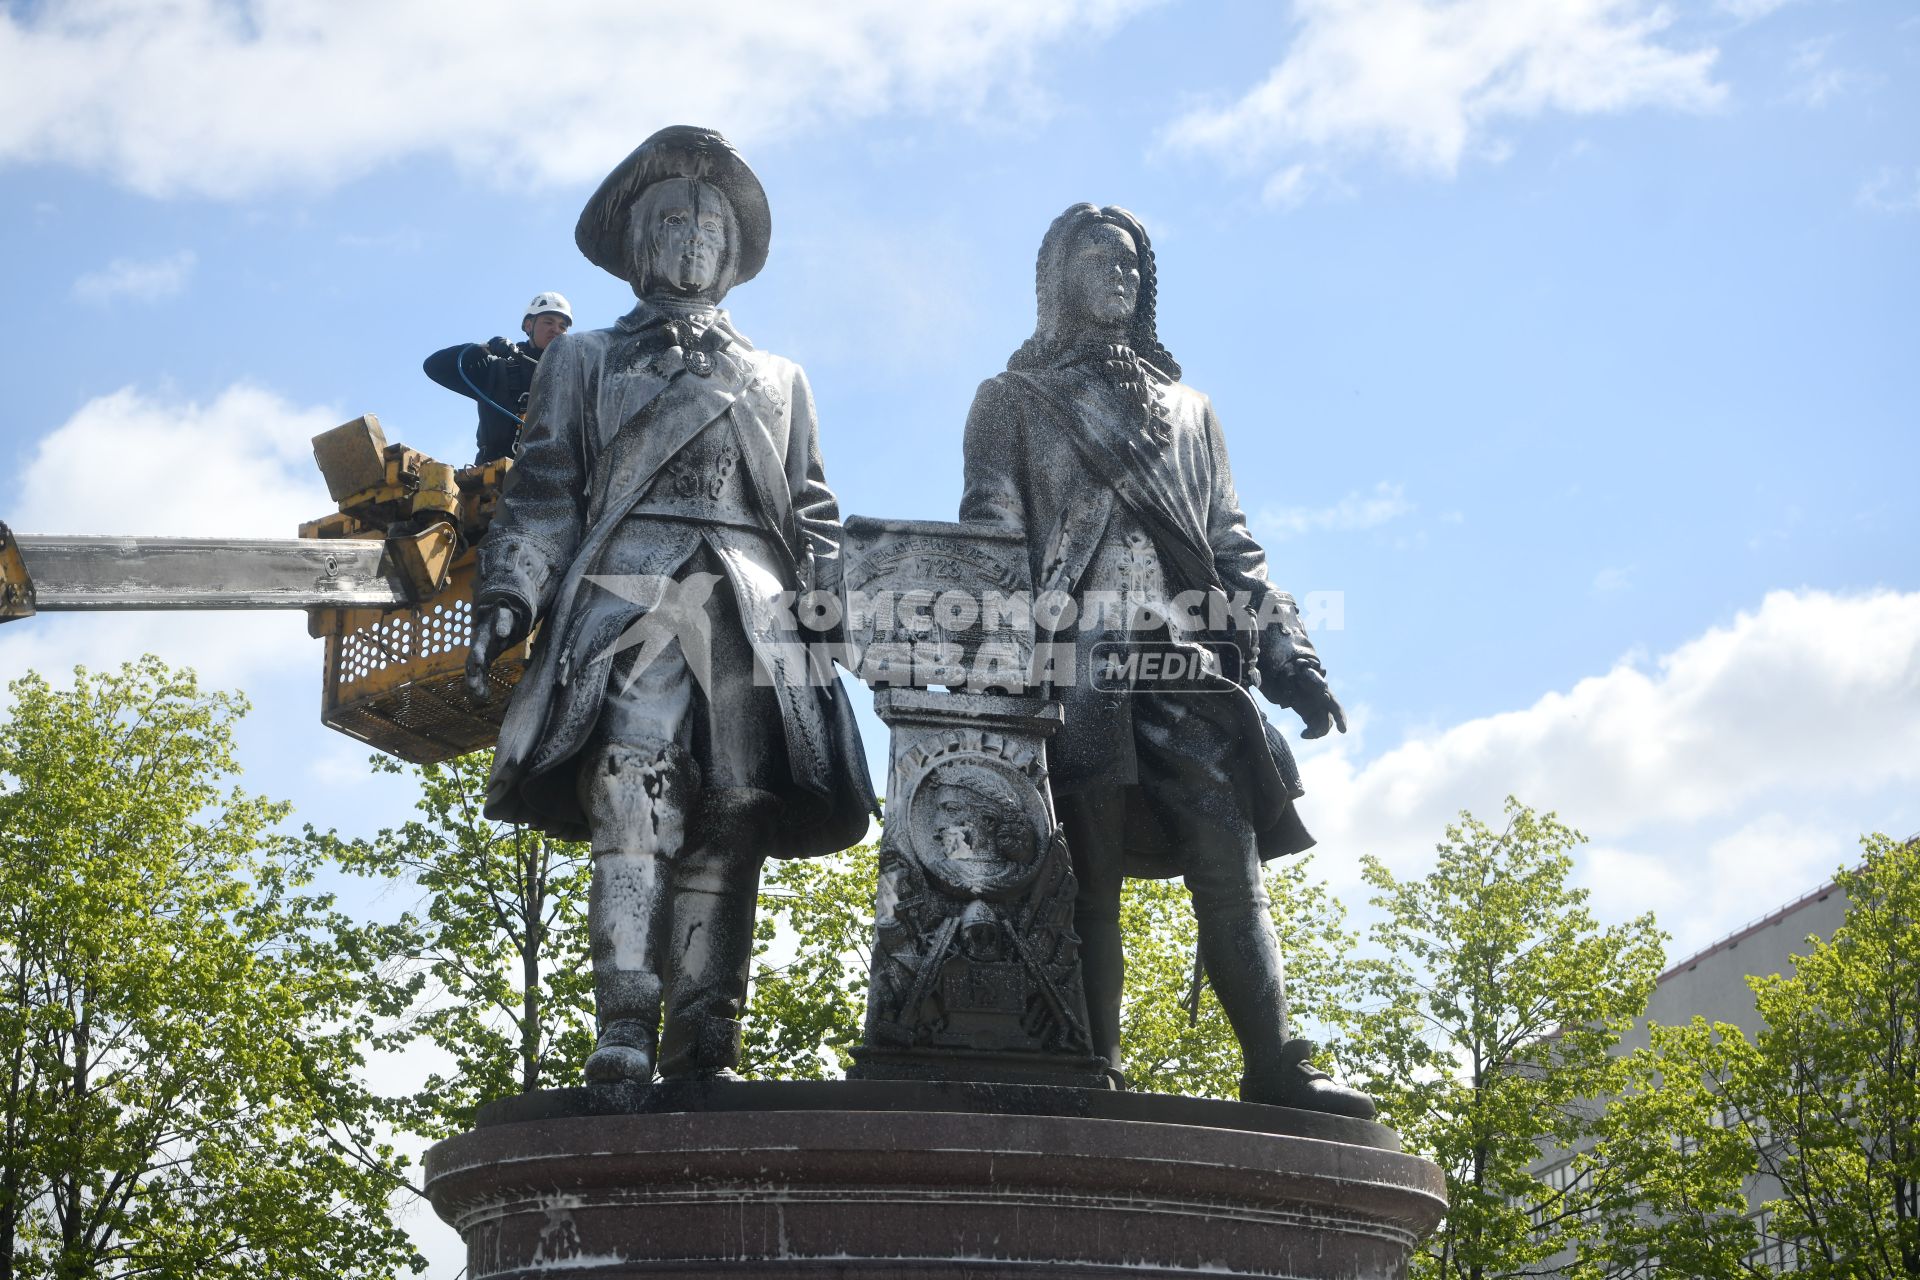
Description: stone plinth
xmin=853 ymin=689 xmax=1106 ymax=1088
xmin=838 ymin=516 xmax=1105 ymax=1088
xmin=425 ymin=1081 xmax=1446 ymax=1279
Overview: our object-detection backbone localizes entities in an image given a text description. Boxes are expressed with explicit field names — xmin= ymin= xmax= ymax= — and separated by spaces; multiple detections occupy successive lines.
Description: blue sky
xmin=1 ymin=0 xmax=1916 ymax=1258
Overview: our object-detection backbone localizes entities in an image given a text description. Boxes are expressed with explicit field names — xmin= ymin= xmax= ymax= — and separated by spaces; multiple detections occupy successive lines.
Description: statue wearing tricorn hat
xmin=465 ymin=125 xmax=876 ymax=1085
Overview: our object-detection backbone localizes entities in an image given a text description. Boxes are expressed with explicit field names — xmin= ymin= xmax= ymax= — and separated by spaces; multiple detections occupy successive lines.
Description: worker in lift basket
xmin=423 ymin=291 xmax=574 ymax=464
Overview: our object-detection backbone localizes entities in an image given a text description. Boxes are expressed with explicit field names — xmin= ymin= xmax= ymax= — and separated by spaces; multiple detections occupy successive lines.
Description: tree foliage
xmin=736 ymin=839 xmax=1363 ymax=1094
xmin=1574 ymin=1017 xmax=1766 ymax=1278
xmin=1119 ymin=855 xmax=1366 ymax=1099
xmin=1618 ymin=834 xmax=1920 ymax=1279
xmin=0 ymin=658 xmax=419 ymax=1279
xmin=743 ymin=841 xmax=880 ymax=1080
xmin=1748 ymin=833 xmax=1920 ymax=1277
xmin=1352 ymin=799 xmax=1667 ymax=1280
xmin=312 ymin=752 xmax=594 ymax=1139
xmin=318 ymin=757 xmax=882 ymax=1101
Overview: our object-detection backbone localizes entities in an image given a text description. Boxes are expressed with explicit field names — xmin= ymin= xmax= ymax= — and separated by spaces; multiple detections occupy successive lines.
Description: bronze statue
xmin=465 ymin=126 xmax=875 ymax=1085
xmin=958 ymin=204 xmax=1372 ymax=1116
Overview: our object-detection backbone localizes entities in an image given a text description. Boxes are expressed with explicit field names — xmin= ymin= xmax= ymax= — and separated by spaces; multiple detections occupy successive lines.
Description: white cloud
xmin=1858 ymin=167 xmax=1920 ymax=215
xmin=1591 ymin=565 xmax=1632 ymax=593
xmin=1783 ymin=35 xmax=1874 ymax=109
xmin=1166 ymin=0 xmax=1726 ymax=185
xmin=1701 ymin=814 xmax=1852 ymax=917
xmin=307 ymin=741 xmax=388 ymax=788
xmin=0 ymin=384 xmax=345 ymax=694
xmin=71 ymin=249 xmax=196 ymax=304
xmin=1582 ymin=812 xmax=1859 ymax=963
xmin=1263 ymin=163 xmax=1315 ymax=209
xmin=1293 ymin=589 xmax=1920 ymax=951
xmin=1259 ymin=480 xmax=1413 ymax=539
xmin=0 ymin=0 xmax=1158 ymax=199
xmin=11 ymin=384 xmax=338 ymax=536
xmin=1259 ymin=160 xmax=1359 ymax=209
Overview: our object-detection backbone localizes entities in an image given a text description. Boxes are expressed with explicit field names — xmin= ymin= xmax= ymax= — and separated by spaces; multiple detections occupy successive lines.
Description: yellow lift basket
xmin=303 ymin=415 xmax=534 ymax=764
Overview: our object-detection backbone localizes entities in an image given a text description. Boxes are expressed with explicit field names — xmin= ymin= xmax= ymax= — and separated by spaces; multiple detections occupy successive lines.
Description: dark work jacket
xmin=471 ymin=301 xmax=876 ymax=856
xmin=958 ymin=357 xmax=1318 ymax=875
xmin=423 ymin=339 xmax=541 ymax=463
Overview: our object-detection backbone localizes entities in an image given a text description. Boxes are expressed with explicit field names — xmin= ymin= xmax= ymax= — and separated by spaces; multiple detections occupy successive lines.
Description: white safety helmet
xmin=523 ymin=291 xmax=573 ymax=326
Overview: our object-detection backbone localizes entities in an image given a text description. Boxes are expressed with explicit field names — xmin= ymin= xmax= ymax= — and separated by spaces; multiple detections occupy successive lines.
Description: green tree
xmin=1119 ymin=855 xmax=1366 ymax=1099
xmin=0 ymin=658 xmax=419 ymax=1279
xmin=734 ymin=836 xmax=1364 ymax=1095
xmin=1354 ymin=799 xmax=1667 ymax=1280
xmin=1574 ymin=1018 xmax=1764 ymax=1278
xmin=1750 ymin=833 xmax=1920 ymax=1277
xmin=1624 ymin=834 xmax=1920 ymax=1279
xmin=743 ymin=840 xmax=881 ymax=1080
xmin=313 ymin=752 xmax=595 ymax=1139
xmin=319 ymin=758 xmax=878 ymax=1100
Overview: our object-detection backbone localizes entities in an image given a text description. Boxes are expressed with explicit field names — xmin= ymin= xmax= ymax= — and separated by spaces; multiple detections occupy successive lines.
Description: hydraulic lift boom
xmin=0 ymin=531 xmax=407 ymax=616
xmin=0 ymin=414 xmax=530 ymax=763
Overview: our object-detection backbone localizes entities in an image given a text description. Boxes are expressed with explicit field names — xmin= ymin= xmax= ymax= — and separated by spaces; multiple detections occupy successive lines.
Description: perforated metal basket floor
xmin=320 ymin=554 xmax=531 ymax=764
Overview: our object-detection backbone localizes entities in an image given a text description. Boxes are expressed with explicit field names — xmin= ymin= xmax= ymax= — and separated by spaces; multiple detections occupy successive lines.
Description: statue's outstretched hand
xmin=465 ymin=604 xmax=522 ymax=703
xmin=1291 ymin=666 xmax=1349 ymax=740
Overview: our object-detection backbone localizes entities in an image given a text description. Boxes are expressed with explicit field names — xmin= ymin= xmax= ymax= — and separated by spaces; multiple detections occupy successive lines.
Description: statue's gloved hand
xmin=465 ymin=602 xmax=527 ymax=702
xmin=1281 ymin=664 xmax=1348 ymax=739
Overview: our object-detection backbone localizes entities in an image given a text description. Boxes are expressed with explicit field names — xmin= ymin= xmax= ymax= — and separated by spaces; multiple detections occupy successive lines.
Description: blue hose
xmin=457 ymin=343 xmax=525 ymax=424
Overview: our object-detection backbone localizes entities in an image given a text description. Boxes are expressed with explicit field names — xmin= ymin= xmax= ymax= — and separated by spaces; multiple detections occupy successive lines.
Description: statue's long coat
xmin=958 ymin=359 xmax=1318 ymax=876
xmin=473 ymin=300 xmax=876 ymax=854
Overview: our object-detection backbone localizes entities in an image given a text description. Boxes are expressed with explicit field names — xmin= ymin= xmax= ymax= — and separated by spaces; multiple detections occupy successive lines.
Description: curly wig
xmin=1006 ymin=203 xmax=1181 ymax=380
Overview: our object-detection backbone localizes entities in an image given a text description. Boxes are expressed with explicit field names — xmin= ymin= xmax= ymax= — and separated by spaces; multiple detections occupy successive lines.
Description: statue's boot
xmin=1196 ymin=903 xmax=1376 ymax=1119
xmin=579 ymin=737 xmax=698 ymax=1085
xmin=658 ymin=787 xmax=775 ymax=1081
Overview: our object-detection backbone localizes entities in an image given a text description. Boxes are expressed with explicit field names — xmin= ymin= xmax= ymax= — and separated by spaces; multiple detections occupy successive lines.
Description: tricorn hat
xmin=575 ymin=125 xmax=771 ymax=287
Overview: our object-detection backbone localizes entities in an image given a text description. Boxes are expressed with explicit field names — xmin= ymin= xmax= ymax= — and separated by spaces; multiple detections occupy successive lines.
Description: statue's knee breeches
xmin=671 ymin=840 xmax=765 ymax=896
xmin=1183 ymin=847 xmax=1270 ymax=916
xmin=579 ymin=736 xmax=702 ymax=861
xmin=580 ymin=736 xmax=700 ymax=972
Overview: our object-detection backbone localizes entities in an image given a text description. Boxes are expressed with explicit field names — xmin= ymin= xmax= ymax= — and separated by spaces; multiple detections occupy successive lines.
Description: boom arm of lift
xmin=0 ymin=415 xmax=526 ymax=765
xmin=0 ymin=527 xmax=411 ymax=618
xmin=0 ymin=415 xmax=466 ymax=625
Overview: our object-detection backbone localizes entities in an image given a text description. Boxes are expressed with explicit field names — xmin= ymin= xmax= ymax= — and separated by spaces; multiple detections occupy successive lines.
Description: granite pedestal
xmin=425 ymin=1080 xmax=1445 ymax=1278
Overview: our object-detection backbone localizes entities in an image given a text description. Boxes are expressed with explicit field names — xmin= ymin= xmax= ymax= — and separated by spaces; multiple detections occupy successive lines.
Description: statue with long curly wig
xmin=958 ymin=202 xmax=1371 ymax=1117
